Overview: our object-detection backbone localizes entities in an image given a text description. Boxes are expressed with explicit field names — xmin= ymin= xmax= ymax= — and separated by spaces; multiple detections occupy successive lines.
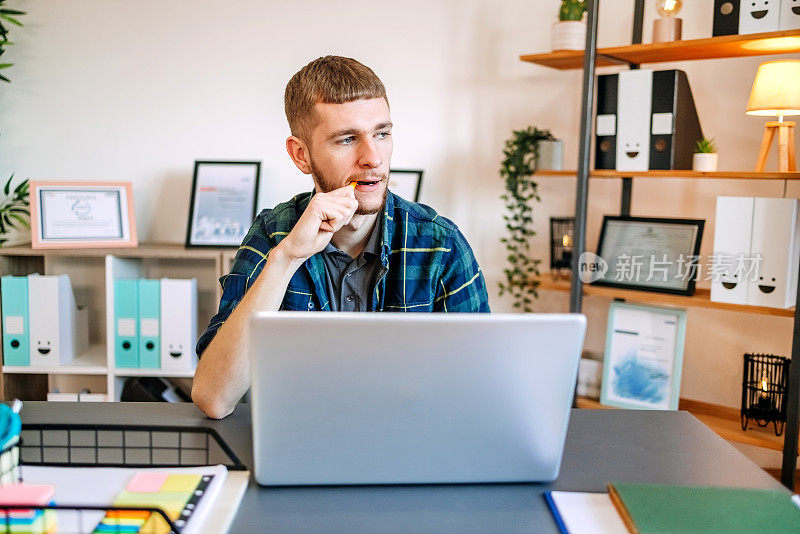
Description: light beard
xmin=310 ymin=161 xmax=388 ymax=215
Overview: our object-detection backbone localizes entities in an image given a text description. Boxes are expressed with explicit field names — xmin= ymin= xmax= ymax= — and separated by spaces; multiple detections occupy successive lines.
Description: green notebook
xmin=608 ymin=482 xmax=800 ymax=534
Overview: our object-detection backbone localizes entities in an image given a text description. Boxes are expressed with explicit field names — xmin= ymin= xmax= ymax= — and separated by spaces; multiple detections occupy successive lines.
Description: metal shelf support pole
xmin=569 ymin=0 xmax=600 ymax=314
xmin=781 ymin=272 xmax=800 ymax=488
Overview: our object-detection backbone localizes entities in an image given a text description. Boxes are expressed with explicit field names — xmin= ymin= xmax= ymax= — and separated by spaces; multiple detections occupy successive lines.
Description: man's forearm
xmin=192 ymin=245 xmax=305 ymax=418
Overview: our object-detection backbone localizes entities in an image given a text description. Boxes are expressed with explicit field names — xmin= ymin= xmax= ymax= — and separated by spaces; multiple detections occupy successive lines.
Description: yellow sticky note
xmin=140 ymin=513 xmax=171 ymax=534
xmin=161 ymin=473 xmax=201 ymax=493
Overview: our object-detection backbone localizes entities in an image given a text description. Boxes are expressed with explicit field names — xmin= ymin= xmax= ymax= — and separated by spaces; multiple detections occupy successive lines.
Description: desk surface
xmin=20 ymin=402 xmax=784 ymax=533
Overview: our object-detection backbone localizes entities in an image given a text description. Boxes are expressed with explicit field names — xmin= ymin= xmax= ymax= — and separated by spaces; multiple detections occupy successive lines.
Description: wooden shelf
xmin=2 ymin=344 xmax=107 ymax=375
xmin=533 ymin=170 xmax=800 ymax=180
xmin=0 ymin=243 xmax=227 ymax=260
xmin=521 ymin=29 xmax=800 ymax=70
xmin=576 ymin=396 xmax=794 ymax=453
xmin=537 ymin=275 xmax=795 ymax=317
xmin=111 ymin=367 xmax=195 ymax=378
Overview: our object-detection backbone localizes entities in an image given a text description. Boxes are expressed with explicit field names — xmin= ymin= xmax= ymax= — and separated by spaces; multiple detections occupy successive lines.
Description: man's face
xmin=306 ymin=98 xmax=393 ymax=215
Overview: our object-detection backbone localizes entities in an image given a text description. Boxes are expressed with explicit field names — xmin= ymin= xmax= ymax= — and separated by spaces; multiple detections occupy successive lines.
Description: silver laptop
xmin=249 ymin=312 xmax=586 ymax=485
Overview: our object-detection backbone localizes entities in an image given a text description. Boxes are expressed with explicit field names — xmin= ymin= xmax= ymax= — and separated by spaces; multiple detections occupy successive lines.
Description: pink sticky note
xmin=126 ymin=472 xmax=169 ymax=493
xmin=0 ymin=483 xmax=55 ymax=505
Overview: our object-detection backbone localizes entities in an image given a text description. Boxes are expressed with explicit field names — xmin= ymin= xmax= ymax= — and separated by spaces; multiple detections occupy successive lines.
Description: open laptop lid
xmin=249 ymin=313 xmax=586 ymax=485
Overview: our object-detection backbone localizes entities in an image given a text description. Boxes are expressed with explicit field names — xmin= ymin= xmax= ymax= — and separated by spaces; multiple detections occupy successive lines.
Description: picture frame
xmin=185 ymin=161 xmax=261 ymax=248
xmin=30 ymin=181 xmax=137 ymax=249
xmin=600 ymin=302 xmax=687 ymax=410
xmin=388 ymin=169 xmax=423 ymax=202
xmin=592 ymin=215 xmax=705 ymax=296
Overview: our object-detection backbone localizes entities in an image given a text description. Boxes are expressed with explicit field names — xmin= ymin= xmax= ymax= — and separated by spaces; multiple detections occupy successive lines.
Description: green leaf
xmin=0 ymin=9 xmax=26 ymax=16
xmin=0 ymin=14 xmax=22 ymax=26
xmin=0 ymin=63 xmax=13 ymax=69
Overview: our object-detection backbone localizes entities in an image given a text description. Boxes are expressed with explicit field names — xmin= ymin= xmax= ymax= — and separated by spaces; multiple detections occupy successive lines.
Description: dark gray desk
xmin=21 ymin=402 xmax=784 ymax=533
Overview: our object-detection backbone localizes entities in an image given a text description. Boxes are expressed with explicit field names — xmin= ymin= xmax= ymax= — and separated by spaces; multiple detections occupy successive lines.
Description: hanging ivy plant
xmin=498 ymin=126 xmax=554 ymax=312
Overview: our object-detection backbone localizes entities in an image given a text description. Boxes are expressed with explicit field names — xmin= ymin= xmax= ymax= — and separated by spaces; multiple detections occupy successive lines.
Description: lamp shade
xmin=746 ymin=60 xmax=800 ymax=117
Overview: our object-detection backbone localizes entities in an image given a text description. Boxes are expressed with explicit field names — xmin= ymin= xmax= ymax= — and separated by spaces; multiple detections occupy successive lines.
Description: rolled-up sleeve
xmin=195 ymin=217 xmax=275 ymax=358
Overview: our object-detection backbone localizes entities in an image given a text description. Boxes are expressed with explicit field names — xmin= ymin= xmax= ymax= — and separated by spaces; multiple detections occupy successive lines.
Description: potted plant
xmin=552 ymin=0 xmax=587 ymax=52
xmin=0 ymin=175 xmax=30 ymax=247
xmin=693 ymin=138 xmax=718 ymax=172
xmin=498 ymin=126 xmax=555 ymax=312
xmin=0 ymin=0 xmax=26 ymax=83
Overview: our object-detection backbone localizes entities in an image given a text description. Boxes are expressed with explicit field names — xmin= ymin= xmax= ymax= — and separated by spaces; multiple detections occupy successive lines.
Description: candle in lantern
xmin=757 ymin=372 xmax=773 ymax=411
xmin=562 ymin=234 xmax=573 ymax=249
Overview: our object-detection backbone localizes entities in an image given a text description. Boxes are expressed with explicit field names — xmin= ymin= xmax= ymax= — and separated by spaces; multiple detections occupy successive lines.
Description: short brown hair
xmin=284 ymin=56 xmax=388 ymax=142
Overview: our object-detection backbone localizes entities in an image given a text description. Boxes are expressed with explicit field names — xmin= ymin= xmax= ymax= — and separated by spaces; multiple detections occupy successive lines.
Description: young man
xmin=192 ymin=56 xmax=489 ymax=419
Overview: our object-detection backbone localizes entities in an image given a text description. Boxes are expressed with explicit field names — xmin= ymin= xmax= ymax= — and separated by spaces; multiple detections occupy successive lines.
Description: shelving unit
xmin=537 ymin=274 xmax=795 ymax=318
xmin=521 ymin=29 xmax=800 ymax=70
xmin=534 ymin=170 xmax=800 ymax=180
xmin=521 ymin=1 xmax=800 ymax=488
xmin=0 ymin=243 xmax=232 ymax=402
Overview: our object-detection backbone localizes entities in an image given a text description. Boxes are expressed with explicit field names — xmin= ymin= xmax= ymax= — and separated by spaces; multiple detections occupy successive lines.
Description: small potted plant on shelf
xmin=0 ymin=175 xmax=30 ymax=247
xmin=693 ymin=137 xmax=718 ymax=172
xmin=551 ymin=0 xmax=587 ymax=52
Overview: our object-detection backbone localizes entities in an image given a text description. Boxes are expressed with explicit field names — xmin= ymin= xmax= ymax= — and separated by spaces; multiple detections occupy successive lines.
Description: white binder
xmin=615 ymin=70 xmax=652 ymax=172
xmin=710 ymin=197 xmax=755 ymax=305
xmin=739 ymin=0 xmax=780 ymax=34
xmin=780 ymin=0 xmax=800 ymax=30
xmin=160 ymin=278 xmax=198 ymax=372
xmin=748 ymin=198 xmax=800 ymax=309
xmin=28 ymin=274 xmax=89 ymax=365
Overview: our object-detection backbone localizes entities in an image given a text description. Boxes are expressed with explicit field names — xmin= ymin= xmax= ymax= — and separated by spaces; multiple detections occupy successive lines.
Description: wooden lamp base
xmin=755 ymin=121 xmax=797 ymax=172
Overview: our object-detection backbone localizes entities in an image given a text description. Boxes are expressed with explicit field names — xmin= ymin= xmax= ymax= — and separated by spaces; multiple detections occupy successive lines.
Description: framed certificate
xmin=600 ymin=302 xmax=687 ymax=410
xmin=186 ymin=161 xmax=261 ymax=248
xmin=30 ymin=181 xmax=137 ymax=249
xmin=592 ymin=216 xmax=704 ymax=296
xmin=388 ymin=169 xmax=423 ymax=202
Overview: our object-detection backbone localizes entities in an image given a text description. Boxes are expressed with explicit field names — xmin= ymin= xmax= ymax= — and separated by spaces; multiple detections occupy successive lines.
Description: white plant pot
xmin=551 ymin=21 xmax=586 ymax=51
xmin=693 ymin=152 xmax=718 ymax=172
xmin=536 ymin=139 xmax=564 ymax=171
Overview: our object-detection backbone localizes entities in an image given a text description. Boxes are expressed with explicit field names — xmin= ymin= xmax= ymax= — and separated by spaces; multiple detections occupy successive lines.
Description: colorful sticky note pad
xmin=126 ymin=472 xmax=169 ymax=493
xmin=0 ymin=483 xmax=55 ymax=505
xmin=160 ymin=474 xmax=201 ymax=493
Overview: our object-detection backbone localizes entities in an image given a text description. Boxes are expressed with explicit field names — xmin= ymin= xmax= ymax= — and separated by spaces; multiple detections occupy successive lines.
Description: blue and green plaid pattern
xmin=196 ymin=191 xmax=490 ymax=358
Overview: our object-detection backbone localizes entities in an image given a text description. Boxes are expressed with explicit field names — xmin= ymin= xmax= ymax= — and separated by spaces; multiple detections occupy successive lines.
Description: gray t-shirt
xmin=320 ymin=219 xmax=383 ymax=311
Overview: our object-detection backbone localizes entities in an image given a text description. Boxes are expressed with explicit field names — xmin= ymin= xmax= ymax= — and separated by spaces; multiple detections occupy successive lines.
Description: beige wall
xmin=0 ymin=0 xmax=798 ymax=410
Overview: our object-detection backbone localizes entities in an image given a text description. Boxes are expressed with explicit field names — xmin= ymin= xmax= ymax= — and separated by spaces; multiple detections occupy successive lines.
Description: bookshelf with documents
xmin=520 ymin=5 xmax=800 ymax=488
xmin=0 ymin=244 xmax=229 ymax=402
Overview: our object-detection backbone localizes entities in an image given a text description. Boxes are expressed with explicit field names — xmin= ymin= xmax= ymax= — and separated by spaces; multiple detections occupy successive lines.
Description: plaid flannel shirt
xmin=196 ymin=190 xmax=490 ymax=358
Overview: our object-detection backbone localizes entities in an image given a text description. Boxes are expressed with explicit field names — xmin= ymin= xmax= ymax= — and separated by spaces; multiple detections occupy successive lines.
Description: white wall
xmin=1 ymin=0 xmax=799 ymax=410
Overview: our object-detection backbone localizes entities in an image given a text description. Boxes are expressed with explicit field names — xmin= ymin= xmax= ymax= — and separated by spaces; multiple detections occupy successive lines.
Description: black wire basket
xmin=0 ymin=423 xmax=246 ymax=534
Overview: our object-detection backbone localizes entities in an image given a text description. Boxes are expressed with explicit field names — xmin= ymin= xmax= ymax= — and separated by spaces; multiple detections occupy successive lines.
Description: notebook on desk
xmin=248 ymin=312 xmax=587 ymax=485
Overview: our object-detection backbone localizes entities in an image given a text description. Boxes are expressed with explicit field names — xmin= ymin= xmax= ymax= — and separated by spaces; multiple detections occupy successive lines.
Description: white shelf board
xmin=3 ymin=344 xmax=108 ymax=375
xmin=110 ymin=368 xmax=196 ymax=378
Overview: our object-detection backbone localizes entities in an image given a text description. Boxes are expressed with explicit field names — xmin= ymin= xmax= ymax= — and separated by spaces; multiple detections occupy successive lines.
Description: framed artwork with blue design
xmin=600 ymin=302 xmax=687 ymax=410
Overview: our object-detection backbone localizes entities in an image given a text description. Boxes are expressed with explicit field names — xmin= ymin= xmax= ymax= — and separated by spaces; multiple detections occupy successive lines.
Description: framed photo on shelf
xmin=30 ymin=181 xmax=137 ymax=249
xmin=186 ymin=161 xmax=261 ymax=248
xmin=388 ymin=169 xmax=423 ymax=202
xmin=600 ymin=302 xmax=687 ymax=410
xmin=592 ymin=215 xmax=704 ymax=296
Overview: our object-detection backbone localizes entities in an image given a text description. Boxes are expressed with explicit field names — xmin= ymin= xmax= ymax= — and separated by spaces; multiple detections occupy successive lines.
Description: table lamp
xmin=746 ymin=59 xmax=800 ymax=172
xmin=652 ymin=0 xmax=682 ymax=43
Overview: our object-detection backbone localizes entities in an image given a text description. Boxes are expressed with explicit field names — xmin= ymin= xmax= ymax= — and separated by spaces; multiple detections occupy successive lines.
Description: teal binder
xmin=1 ymin=276 xmax=29 ymax=366
xmin=114 ymin=279 xmax=138 ymax=368
xmin=137 ymin=279 xmax=160 ymax=369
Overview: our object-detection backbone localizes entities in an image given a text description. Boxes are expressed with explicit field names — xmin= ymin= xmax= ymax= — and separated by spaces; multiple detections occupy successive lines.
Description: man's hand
xmin=276 ymin=185 xmax=358 ymax=262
